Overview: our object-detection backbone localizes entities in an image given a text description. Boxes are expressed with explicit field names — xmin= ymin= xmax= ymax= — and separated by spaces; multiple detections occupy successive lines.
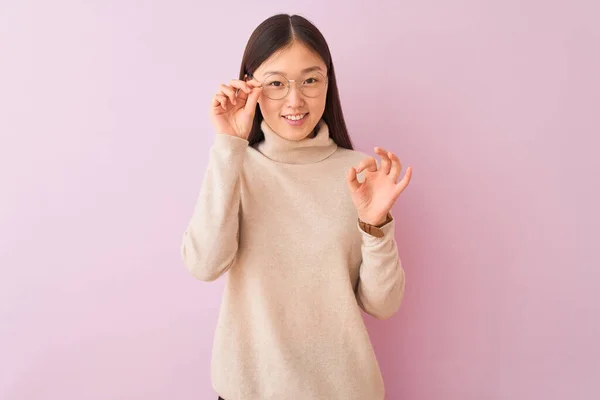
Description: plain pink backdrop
xmin=1 ymin=0 xmax=598 ymax=399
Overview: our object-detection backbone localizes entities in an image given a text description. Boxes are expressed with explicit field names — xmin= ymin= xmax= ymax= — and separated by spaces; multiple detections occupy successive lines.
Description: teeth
xmin=284 ymin=113 xmax=306 ymax=121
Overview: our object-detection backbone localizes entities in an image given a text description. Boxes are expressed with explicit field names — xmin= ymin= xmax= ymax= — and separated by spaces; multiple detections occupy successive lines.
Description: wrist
xmin=358 ymin=214 xmax=389 ymax=227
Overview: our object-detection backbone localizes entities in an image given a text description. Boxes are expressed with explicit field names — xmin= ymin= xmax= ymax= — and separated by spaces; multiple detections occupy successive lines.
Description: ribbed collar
xmin=255 ymin=119 xmax=338 ymax=164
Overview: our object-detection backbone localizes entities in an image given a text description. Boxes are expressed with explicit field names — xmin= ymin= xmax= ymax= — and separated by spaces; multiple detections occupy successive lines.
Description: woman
xmin=181 ymin=13 xmax=413 ymax=400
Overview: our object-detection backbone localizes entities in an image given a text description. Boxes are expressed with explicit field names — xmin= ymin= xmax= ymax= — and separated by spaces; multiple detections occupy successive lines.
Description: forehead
xmin=254 ymin=41 xmax=327 ymax=78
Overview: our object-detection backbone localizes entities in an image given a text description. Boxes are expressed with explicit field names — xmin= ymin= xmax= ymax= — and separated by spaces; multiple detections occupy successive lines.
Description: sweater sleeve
xmin=180 ymin=134 xmax=248 ymax=281
xmin=355 ymin=216 xmax=406 ymax=319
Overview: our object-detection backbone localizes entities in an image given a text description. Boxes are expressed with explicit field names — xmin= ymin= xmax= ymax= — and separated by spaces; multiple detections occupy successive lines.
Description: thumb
xmin=244 ymin=87 xmax=262 ymax=113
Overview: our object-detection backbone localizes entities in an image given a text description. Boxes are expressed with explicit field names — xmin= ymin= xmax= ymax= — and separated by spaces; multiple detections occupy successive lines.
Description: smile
xmin=282 ymin=113 xmax=307 ymax=121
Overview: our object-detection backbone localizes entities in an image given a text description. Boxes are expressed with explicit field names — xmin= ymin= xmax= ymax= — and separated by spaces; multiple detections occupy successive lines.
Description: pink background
xmin=1 ymin=0 xmax=598 ymax=399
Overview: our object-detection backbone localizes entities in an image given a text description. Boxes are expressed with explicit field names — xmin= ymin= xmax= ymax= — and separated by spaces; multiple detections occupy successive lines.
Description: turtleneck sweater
xmin=180 ymin=119 xmax=406 ymax=400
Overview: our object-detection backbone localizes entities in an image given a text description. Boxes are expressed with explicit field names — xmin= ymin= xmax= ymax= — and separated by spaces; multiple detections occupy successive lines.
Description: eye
xmin=267 ymin=81 xmax=284 ymax=87
xmin=304 ymin=77 xmax=318 ymax=84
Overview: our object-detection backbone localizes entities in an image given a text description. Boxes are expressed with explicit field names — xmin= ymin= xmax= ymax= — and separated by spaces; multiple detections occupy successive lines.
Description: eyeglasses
xmin=249 ymin=71 xmax=328 ymax=100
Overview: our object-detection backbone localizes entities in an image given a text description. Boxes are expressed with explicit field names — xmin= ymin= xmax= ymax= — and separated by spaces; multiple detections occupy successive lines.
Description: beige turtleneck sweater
xmin=180 ymin=119 xmax=406 ymax=400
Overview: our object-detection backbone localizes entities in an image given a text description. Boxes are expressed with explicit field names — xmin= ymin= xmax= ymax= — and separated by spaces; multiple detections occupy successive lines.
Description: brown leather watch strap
xmin=358 ymin=212 xmax=393 ymax=238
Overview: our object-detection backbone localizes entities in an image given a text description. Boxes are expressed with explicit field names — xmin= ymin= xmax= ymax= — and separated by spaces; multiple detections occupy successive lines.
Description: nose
xmin=285 ymin=82 xmax=305 ymax=108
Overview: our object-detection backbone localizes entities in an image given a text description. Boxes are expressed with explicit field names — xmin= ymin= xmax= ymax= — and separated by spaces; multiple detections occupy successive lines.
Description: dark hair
xmin=239 ymin=14 xmax=354 ymax=150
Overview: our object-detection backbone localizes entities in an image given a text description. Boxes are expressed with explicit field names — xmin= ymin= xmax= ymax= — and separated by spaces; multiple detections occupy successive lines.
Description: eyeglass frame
xmin=246 ymin=71 xmax=329 ymax=100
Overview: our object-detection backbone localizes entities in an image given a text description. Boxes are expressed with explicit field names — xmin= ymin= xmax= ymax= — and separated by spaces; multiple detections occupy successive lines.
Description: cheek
xmin=259 ymin=99 xmax=282 ymax=119
xmin=309 ymin=97 xmax=327 ymax=116
xmin=259 ymin=97 xmax=327 ymax=121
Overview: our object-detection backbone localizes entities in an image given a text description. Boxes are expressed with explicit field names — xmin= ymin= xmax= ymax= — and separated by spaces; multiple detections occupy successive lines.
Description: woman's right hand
xmin=210 ymin=79 xmax=262 ymax=140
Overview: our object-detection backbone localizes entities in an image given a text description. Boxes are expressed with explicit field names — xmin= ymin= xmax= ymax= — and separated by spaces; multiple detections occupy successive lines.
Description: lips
xmin=282 ymin=112 xmax=309 ymax=126
xmin=282 ymin=113 xmax=308 ymax=121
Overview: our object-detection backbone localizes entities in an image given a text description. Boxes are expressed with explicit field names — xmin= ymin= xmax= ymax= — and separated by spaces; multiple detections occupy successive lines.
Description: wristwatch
xmin=358 ymin=212 xmax=393 ymax=238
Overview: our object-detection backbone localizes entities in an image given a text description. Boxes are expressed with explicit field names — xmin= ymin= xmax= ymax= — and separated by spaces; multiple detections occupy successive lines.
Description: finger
xmin=347 ymin=167 xmax=361 ymax=192
xmin=213 ymin=94 xmax=228 ymax=111
xmin=246 ymin=78 xmax=262 ymax=88
xmin=243 ymin=87 xmax=262 ymax=113
xmin=236 ymin=88 xmax=249 ymax=102
xmin=393 ymin=166 xmax=413 ymax=199
xmin=356 ymin=157 xmax=377 ymax=174
xmin=374 ymin=147 xmax=391 ymax=175
xmin=389 ymin=152 xmax=403 ymax=182
xmin=229 ymin=79 xmax=253 ymax=94
xmin=230 ymin=80 xmax=252 ymax=103
xmin=219 ymin=84 xmax=237 ymax=105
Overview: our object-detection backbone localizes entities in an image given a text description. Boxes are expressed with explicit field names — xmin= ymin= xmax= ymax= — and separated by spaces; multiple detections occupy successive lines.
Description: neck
xmin=256 ymin=119 xmax=338 ymax=164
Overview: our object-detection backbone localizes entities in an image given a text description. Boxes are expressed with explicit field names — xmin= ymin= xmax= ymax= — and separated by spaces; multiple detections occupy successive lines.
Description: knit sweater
xmin=180 ymin=119 xmax=406 ymax=400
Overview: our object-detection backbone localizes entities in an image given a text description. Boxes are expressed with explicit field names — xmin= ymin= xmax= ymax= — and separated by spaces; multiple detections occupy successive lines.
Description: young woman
xmin=181 ymin=13 xmax=413 ymax=400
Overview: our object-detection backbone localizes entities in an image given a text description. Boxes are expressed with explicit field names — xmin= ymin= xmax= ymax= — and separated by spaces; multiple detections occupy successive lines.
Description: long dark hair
xmin=239 ymin=14 xmax=354 ymax=150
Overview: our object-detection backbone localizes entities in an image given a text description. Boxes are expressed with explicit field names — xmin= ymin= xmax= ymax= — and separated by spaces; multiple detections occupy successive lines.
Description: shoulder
xmin=330 ymin=147 xmax=371 ymax=164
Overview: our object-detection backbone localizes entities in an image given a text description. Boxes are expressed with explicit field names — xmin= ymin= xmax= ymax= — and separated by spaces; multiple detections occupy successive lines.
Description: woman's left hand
xmin=347 ymin=147 xmax=413 ymax=226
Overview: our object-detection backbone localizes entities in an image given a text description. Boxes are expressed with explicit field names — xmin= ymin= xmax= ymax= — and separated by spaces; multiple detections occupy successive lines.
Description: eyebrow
xmin=263 ymin=66 xmax=323 ymax=76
